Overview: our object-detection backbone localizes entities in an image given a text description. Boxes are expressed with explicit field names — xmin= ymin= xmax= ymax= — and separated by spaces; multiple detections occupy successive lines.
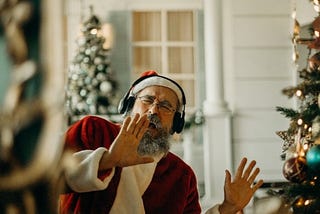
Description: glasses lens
xmin=138 ymin=96 xmax=175 ymax=114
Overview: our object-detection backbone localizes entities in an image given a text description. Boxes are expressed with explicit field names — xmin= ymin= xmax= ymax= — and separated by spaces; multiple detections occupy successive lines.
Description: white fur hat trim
xmin=131 ymin=76 xmax=184 ymax=110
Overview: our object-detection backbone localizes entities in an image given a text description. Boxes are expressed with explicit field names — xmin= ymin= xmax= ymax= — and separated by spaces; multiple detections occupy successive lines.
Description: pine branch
xmin=282 ymin=82 xmax=320 ymax=98
xmin=300 ymin=68 xmax=320 ymax=81
xmin=301 ymin=103 xmax=320 ymax=124
xmin=276 ymin=106 xmax=299 ymax=119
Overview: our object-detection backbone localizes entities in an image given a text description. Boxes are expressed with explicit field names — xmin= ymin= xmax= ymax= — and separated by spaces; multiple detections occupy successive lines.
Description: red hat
xmin=131 ymin=70 xmax=185 ymax=110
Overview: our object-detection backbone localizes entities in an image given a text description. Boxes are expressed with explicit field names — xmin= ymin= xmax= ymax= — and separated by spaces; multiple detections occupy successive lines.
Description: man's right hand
xmin=99 ymin=113 xmax=154 ymax=170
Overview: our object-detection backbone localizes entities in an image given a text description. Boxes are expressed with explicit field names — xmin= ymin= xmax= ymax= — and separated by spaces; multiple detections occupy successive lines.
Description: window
xmin=131 ymin=10 xmax=198 ymax=109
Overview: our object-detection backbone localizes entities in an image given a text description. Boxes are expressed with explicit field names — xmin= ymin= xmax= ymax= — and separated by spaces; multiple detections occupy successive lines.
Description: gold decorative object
xmin=0 ymin=0 xmax=66 ymax=213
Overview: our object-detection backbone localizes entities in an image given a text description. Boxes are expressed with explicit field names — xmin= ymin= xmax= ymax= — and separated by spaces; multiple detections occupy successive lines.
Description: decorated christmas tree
xmin=66 ymin=6 xmax=119 ymax=124
xmin=274 ymin=1 xmax=320 ymax=213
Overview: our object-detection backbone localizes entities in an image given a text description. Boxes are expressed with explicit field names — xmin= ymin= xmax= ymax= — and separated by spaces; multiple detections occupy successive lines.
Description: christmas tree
xmin=275 ymin=1 xmax=320 ymax=213
xmin=66 ymin=7 xmax=119 ymax=124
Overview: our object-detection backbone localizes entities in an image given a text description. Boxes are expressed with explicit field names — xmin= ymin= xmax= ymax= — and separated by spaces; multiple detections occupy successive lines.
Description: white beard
xmin=137 ymin=128 xmax=170 ymax=156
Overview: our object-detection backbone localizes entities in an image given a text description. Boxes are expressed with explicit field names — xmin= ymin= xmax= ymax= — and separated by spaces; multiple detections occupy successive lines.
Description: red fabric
xmin=142 ymin=153 xmax=201 ymax=214
xmin=59 ymin=116 xmax=201 ymax=214
xmin=60 ymin=116 xmax=122 ymax=213
xmin=140 ymin=70 xmax=159 ymax=77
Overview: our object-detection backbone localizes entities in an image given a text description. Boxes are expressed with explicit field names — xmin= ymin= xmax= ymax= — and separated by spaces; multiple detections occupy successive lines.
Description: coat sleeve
xmin=64 ymin=115 xmax=120 ymax=151
xmin=63 ymin=116 xmax=121 ymax=192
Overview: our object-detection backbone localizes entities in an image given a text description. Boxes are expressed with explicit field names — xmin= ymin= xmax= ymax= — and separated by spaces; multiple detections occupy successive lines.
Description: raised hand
xmin=219 ymin=157 xmax=264 ymax=214
xmin=99 ymin=113 xmax=154 ymax=170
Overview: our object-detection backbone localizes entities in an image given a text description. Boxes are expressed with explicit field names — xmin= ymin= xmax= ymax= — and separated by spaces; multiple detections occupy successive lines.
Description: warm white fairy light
xmin=291 ymin=9 xmax=296 ymax=19
xmin=296 ymin=90 xmax=302 ymax=97
xmin=297 ymin=118 xmax=303 ymax=125
xmin=90 ymin=28 xmax=98 ymax=35
xmin=305 ymin=199 xmax=310 ymax=205
xmin=292 ymin=52 xmax=298 ymax=62
xmin=292 ymin=0 xmax=297 ymax=19
xmin=315 ymin=30 xmax=320 ymax=37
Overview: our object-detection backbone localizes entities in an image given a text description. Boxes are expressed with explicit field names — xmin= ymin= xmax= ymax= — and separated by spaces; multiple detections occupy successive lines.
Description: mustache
xmin=147 ymin=114 xmax=162 ymax=129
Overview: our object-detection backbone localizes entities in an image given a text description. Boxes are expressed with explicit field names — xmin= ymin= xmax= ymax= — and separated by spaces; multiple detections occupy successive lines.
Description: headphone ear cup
xmin=126 ymin=96 xmax=135 ymax=112
xmin=118 ymin=97 xmax=127 ymax=114
xmin=118 ymin=96 xmax=135 ymax=114
xmin=172 ymin=112 xmax=185 ymax=134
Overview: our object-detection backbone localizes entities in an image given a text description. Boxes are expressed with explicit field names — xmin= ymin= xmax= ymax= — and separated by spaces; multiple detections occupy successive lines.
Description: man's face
xmin=131 ymin=86 xmax=179 ymax=155
xmin=132 ymin=86 xmax=178 ymax=135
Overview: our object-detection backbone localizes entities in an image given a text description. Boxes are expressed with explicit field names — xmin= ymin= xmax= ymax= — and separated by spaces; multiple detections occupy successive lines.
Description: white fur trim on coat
xmin=110 ymin=154 xmax=163 ymax=214
xmin=65 ymin=147 xmax=114 ymax=192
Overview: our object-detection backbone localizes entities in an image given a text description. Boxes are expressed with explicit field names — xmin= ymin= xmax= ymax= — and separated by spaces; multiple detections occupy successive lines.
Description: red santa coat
xmin=59 ymin=116 xmax=202 ymax=214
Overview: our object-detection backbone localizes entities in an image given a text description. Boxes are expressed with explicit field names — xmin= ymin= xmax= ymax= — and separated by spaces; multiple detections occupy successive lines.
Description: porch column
xmin=201 ymin=0 xmax=233 ymax=209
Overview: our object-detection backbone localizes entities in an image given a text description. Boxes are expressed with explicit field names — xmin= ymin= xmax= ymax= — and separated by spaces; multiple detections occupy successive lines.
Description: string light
xmin=305 ymin=199 xmax=310 ymax=206
xmin=90 ymin=28 xmax=98 ymax=35
xmin=297 ymin=118 xmax=303 ymax=125
xmin=296 ymin=89 xmax=302 ymax=97
xmin=296 ymin=197 xmax=304 ymax=206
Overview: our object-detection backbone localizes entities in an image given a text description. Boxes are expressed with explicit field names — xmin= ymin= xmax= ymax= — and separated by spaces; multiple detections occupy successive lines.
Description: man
xmin=59 ymin=70 xmax=263 ymax=213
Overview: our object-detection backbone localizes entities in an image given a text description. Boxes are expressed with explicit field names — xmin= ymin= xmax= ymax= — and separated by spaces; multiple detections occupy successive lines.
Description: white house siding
xmin=224 ymin=0 xmax=293 ymax=182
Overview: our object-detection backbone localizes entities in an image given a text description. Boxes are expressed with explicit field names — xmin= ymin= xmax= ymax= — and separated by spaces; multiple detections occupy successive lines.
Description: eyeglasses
xmin=137 ymin=95 xmax=176 ymax=114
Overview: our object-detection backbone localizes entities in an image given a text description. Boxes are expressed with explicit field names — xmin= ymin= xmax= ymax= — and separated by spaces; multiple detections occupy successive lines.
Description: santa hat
xmin=131 ymin=70 xmax=185 ymax=110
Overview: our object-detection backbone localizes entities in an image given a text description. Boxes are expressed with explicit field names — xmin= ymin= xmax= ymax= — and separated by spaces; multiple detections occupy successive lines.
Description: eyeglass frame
xmin=136 ymin=95 xmax=177 ymax=114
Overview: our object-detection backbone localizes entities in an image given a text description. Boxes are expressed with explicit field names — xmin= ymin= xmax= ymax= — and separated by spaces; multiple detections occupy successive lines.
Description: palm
xmin=109 ymin=114 xmax=154 ymax=167
xmin=220 ymin=158 xmax=264 ymax=213
xmin=224 ymin=174 xmax=256 ymax=209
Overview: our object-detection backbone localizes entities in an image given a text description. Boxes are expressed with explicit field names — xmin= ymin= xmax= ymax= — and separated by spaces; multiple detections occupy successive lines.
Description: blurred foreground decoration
xmin=0 ymin=0 xmax=66 ymax=213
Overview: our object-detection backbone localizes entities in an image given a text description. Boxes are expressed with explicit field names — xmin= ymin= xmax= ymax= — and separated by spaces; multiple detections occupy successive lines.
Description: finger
xmin=119 ymin=116 xmax=132 ymax=134
xmin=243 ymin=160 xmax=256 ymax=179
xmin=127 ymin=113 xmax=140 ymax=132
xmin=133 ymin=114 xmax=148 ymax=136
xmin=235 ymin=157 xmax=247 ymax=179
xmin=136 ymin=119 xmax=149 ymax=139
xmin=252 ymin=179 xmax=264 ymax=192
xmin=224 ymin=170 xmax=231 ymax=186
xmin=247 ymin=167 xmax=260 ymax=184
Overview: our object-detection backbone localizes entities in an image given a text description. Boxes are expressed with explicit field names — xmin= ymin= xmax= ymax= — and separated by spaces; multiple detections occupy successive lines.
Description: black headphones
xmin=118 ymin=74 xmax=186 ymax=134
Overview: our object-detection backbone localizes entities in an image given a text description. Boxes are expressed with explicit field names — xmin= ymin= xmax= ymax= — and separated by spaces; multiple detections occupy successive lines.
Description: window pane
xmin=132 ymin=47 xmax=161 ymax=74
xmin=167 ymin=11 xmax=193 ymax=41
xmin=168 ymin=47 xmax=194 ymax=74
xmin=132 ymin=12 xmax=161 ymax=41
xmin=176 ymin=79 xmax=195 ymax=107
